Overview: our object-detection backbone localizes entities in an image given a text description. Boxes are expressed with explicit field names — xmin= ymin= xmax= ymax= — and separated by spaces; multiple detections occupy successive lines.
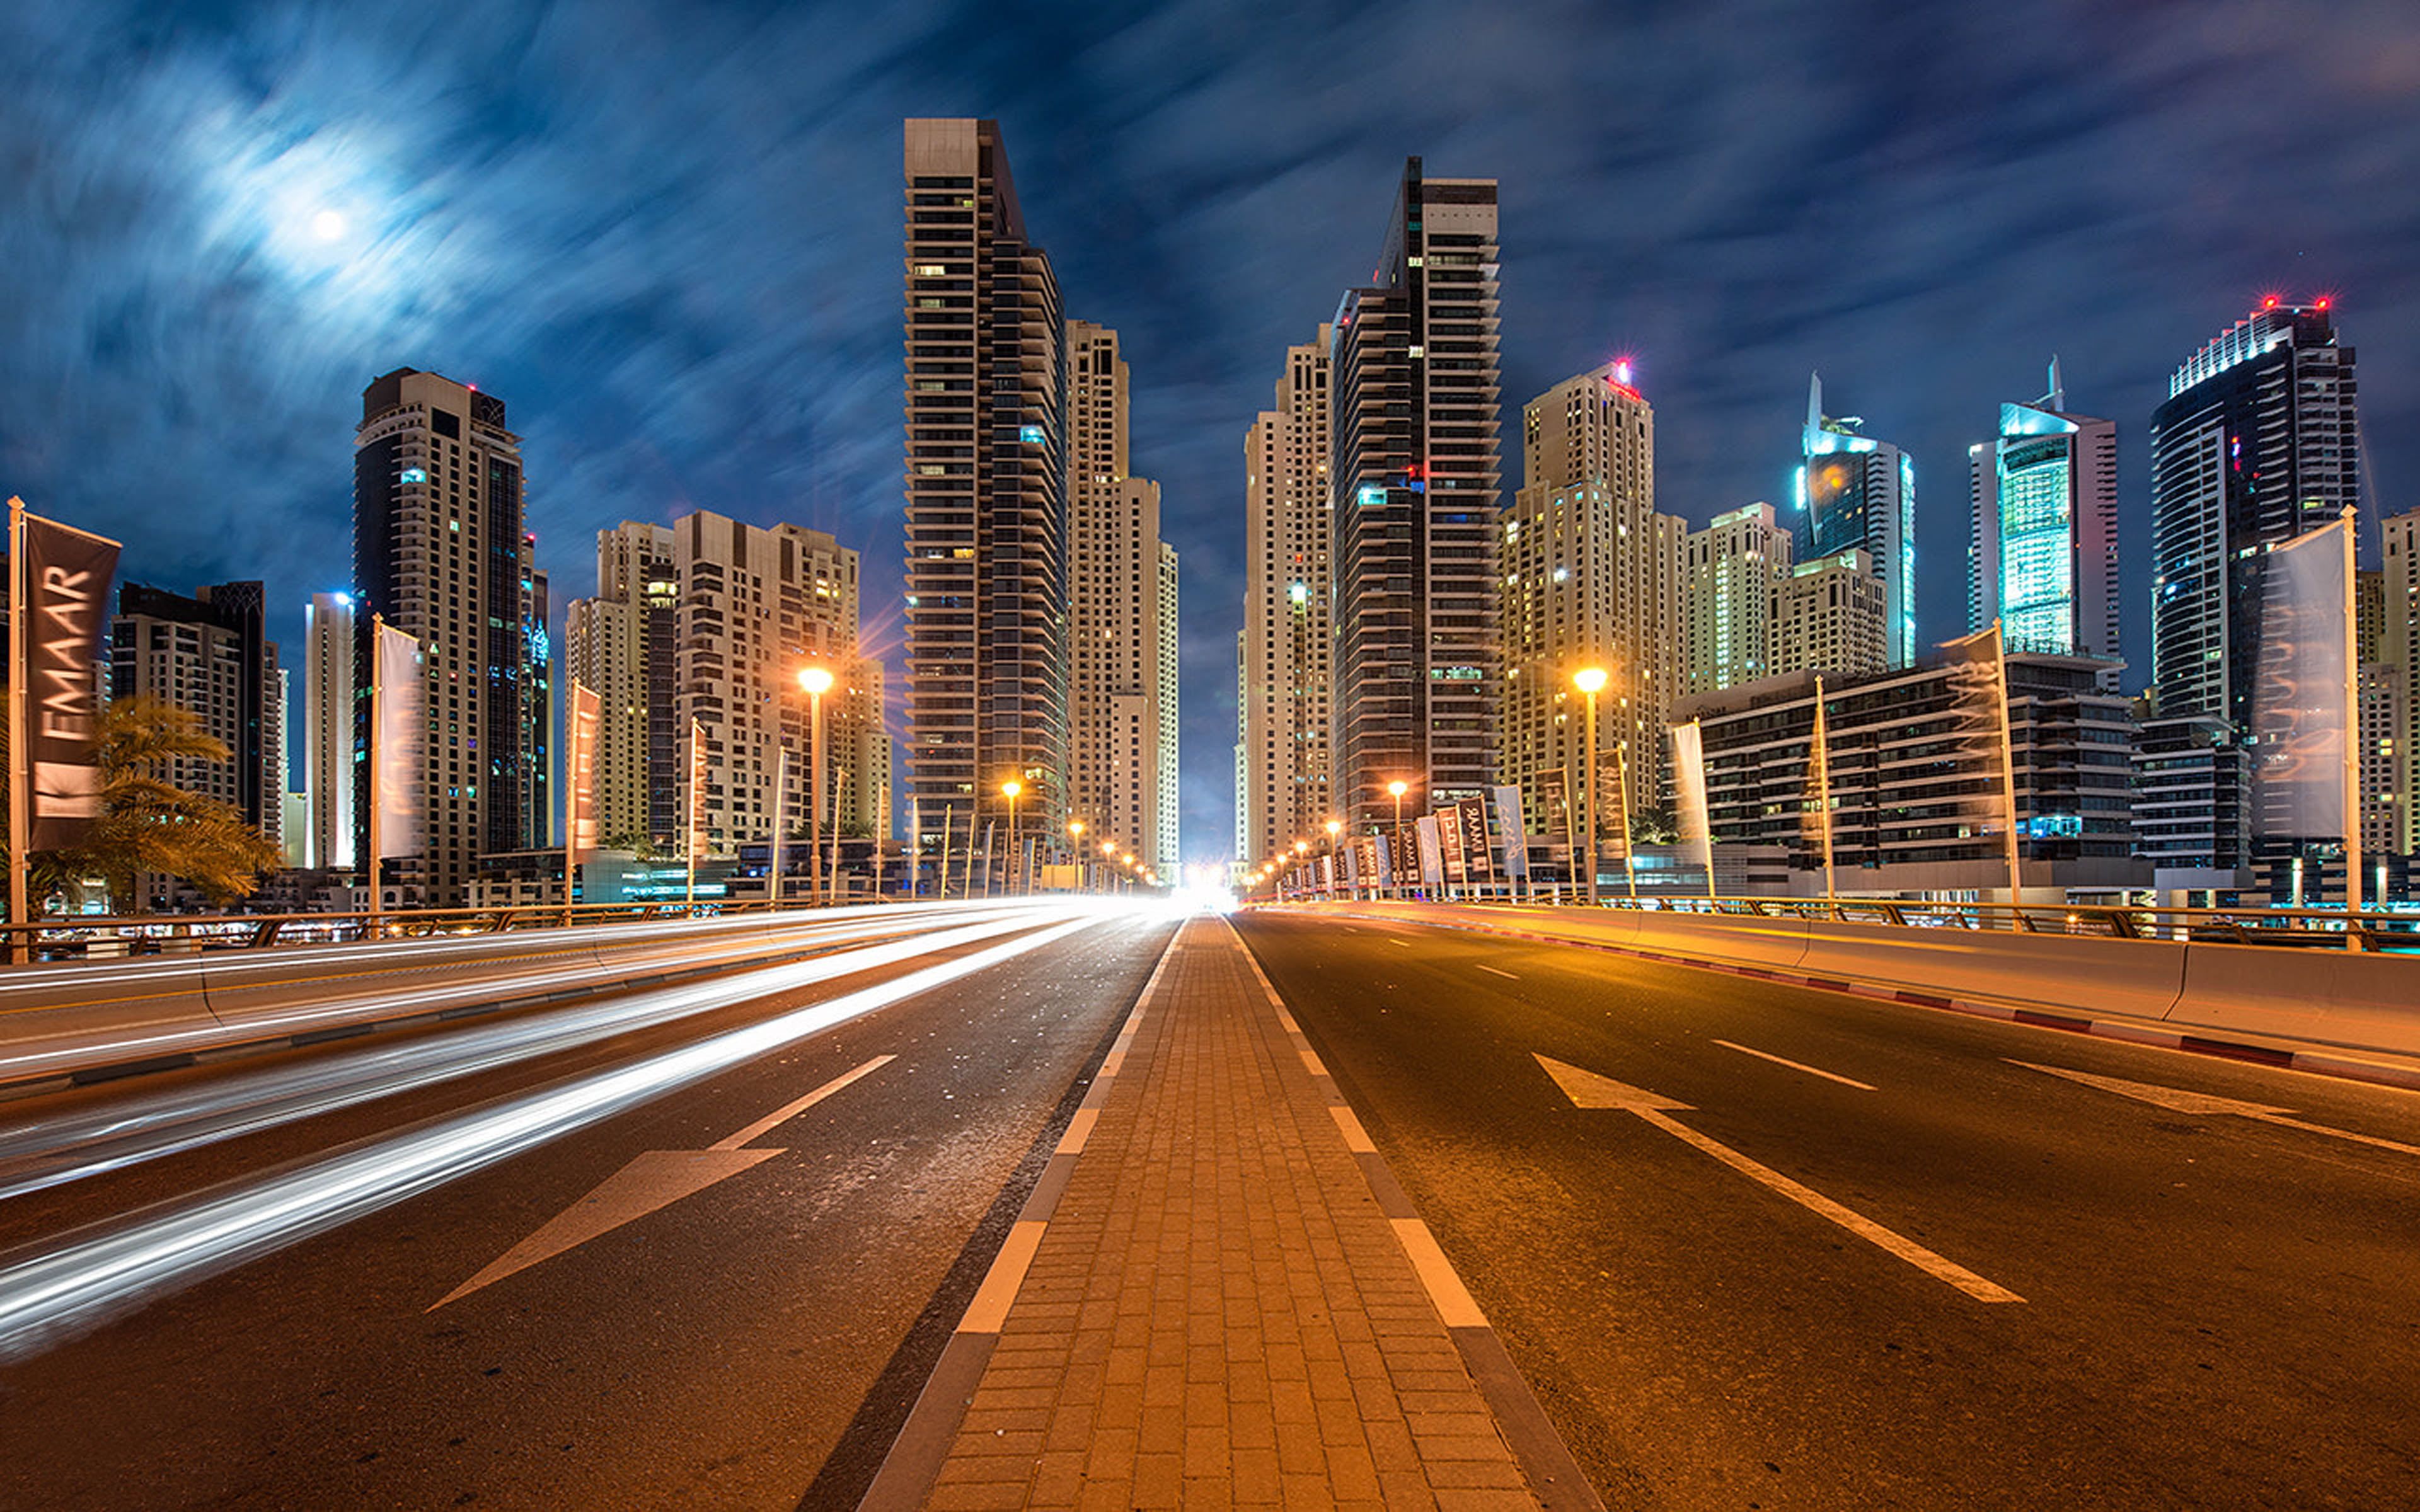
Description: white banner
xmin=1416 ymin=815 xmax=1444 ymax=892
xmin=1671 ymin=720 xmax=1714 ymax=886
xmin=2254 ymin=517 xmax=2350 ymax=840
xmin=566 ymin=680 xmax=601 ymax=866
xmin=1492 ymin=784 xmax=1528 ymax=880
xmin=372 ymin=621 xmax=425 ymax=859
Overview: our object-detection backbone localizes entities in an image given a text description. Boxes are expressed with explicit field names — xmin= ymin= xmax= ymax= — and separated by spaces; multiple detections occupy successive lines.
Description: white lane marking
xmin=1713 ymin=1040 xmax=1876 ymax=1091
xmin=1475 ymin=965 xmax=1519 ymax=981
xmin=960 ymin=1220 xmax=1047 ymax=1333
xmin=1386 ymin=936 xmax=1413 ymax=948
xmin=1331 ymin=1104 xmax=1377 ymax=1154
xmin=1392 ymin=1218 xmax=1488 ymax=1328
xmin=0 ymin=915 xmax=1105 ymax=1359
xmin=710 ymin=1055 xmax=897 ymax=1150
xmin=1535 ymin=1054 xmax=2021 ymax=1303
xmin=2012 ymin=1060 xmax=2420 ymax=1160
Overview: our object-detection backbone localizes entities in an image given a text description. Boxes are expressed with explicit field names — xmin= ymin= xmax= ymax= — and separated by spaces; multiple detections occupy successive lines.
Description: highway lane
xmin=1236 ymin=910 xmax=2420 ymax=1511
xmin=0 ymin=905 xmax=1180 ymax=1510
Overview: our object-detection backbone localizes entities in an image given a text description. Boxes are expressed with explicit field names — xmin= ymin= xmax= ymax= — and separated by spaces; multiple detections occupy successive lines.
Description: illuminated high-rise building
xmin=1968 ymin=359 xmax=2119 ymax=686
xmin=1064 ymin=318 xmax=1177 ymax=874
xmin=1797 ymin=374 xmax=1915 ymax=667
xmin=352 ymin=367 xmax=529 ymax=905
xmin=2381 ymin=510 xmax=2420 ymax=857
xmin=1239 ymin=326 xmax=1332 ymax=866
xmin=1685 ymin=501 xmax=1792 ymax=696
xmin=107 ymin=580 xmax=279 ymax=842
xmin=1499 ymin=360 xmax=1684 ymax=835
xmin=1773 ymin=549 xmax=1888 ymax=680
xmin=302 ymin=590 xmax=356 ymax=869
xmin=901 ymin=118 xmax=1068 ymax=857
xmin=1330 ymin=158 xmax=1502 ymax=831
xmin=564 ymin=522 xmax=677 ymax=850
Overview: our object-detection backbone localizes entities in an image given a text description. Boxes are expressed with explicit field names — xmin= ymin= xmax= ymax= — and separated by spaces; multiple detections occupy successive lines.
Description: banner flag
xmin=372 ymin=621 xmax=425 ymax=859
xmin=1454 ymin=796 xmax=1494 ymax=883
xmin=2253 ymin=516 xmax=2350 ymax=840
xmin=688 ymin=716 xmax=710 ymax=860
xmin=566 ymin=680 xmax=601 ymax=866
xmin=1671 ymin=719 xmax=1715 ymax=887
xmin=18 ymin=511 xmax=118 ymax=849
xmin=1492 ymin=784 xmax=1528 ymax=880
xmin=1416 ymin=815 xmax=1445 ymax=892
xmin=1436 ymin=805 xmax=1467 ymax=885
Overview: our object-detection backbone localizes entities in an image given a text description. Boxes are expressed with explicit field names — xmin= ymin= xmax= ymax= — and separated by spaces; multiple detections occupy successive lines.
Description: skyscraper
xmin=107 ymin=580 xmax=279 ymax=842
xmin=1969 ymin=360 xmax=2119 ymax=685
xmin=2151 ymin=300 xmax=2359 ymax=726
xmin=1685 ymin=501 xmax=1793 ymax=696
xmin=1156 ymin=540 xmax=1179 ymax=876
xmin=302 ymin=590 xmax=356 ymax=870
xmin=1773 ymin=549 xmax=1889 ymax=680
xmin=1064 ymin=319 xmax=1177 ymax=874
xmin=902 ymin=118 xmax=1068 ymax=859
xmin=2381 ymin=508 xmax=2420 ymax=858
xmin=1797 ymin=374 xmax=1915 ymax=667
xmin=1239 ymin=326 xmax=1332 ymax=866
xmin=1330 ymin=158 xmax=1501 ymax=831
xmin=353 ymin=367 xmax=529 ymax=905
xmin=1499 ymin=360 xmax=1684 ymax=835
xmin=563 ymin=522 xmax=677 ymax=850
xmin=518 ymin=545 xmax=551 ymax=851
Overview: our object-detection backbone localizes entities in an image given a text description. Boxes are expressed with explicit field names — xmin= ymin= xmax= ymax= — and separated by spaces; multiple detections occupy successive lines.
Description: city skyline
xmin=7 ymin=3 xmax=2420 ymax=862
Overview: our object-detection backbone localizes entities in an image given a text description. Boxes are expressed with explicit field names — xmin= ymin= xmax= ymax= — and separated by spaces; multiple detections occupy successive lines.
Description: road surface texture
xmin=1235 ymin=909 xmax=2420 ymax=1511
xmin=0 ymin=906 xmax=1175 ymax=1511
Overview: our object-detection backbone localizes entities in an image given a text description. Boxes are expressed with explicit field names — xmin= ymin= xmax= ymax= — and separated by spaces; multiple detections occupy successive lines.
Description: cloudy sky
xmin=5 ymin=0 xmax=2417 ymax=862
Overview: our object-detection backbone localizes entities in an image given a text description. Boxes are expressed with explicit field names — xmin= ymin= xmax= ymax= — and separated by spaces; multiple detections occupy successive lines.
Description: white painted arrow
xmin=432 ymin=1055 xmax=894 ymax=1309
xmin=2011 ymin=1060 xmax=2420 ymax=1159
xmin=1536 ymin=1054 xmax=2022 ymax=1303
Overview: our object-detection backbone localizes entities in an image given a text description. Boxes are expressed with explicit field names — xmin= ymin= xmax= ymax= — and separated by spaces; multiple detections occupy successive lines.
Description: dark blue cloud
xmin=4 ymin=0 xmax=2417 ymax=866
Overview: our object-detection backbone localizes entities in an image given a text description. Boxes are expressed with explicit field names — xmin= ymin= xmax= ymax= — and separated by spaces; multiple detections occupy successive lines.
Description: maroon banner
xmin=20 ymin=512 xmax=119 ymax=850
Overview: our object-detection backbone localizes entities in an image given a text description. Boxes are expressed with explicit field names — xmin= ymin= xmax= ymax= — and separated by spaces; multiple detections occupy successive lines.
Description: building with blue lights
xmin=1796 ymin=374 xmax=1915 ymax=667
xmin=1967 ymin=359 xmax=2119 ymax=687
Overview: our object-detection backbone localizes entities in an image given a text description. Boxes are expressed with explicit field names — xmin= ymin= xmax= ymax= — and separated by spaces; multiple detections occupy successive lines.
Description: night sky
xmin=6 ymin=1 xmax=2417 ymax=864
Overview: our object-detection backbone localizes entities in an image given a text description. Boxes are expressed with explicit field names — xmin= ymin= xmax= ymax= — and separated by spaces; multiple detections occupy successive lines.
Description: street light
xmin=1573 ymin=667 xmax=1607 ymax=907
xmin=798 ymin=665 xmax=834 ymax=906
xmin=1387 ymin=780 xmax=1410 ymax=899
xmin=1069 ymin=818 xmax=1086 ymax=891
xmin=1001 ymin=778 xmax=1023 ymax=896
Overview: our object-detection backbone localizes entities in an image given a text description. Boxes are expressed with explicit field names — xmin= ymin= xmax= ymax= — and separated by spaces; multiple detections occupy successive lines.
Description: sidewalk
xmin=861 ymin=915 xmax=1596 ymax=1511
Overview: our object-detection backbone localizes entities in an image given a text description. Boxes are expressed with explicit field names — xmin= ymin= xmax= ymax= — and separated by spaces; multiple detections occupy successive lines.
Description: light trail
xmin=0 ymin=912 xmax=1110 ymax=1361
xmin=0 ymin=906 xmax=1032 ymax=1203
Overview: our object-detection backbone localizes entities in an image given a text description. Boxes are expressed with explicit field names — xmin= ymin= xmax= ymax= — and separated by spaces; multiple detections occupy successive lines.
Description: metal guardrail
xmin=0 ymin=897 xmax=850 ymax=964
xmin=1277 ymin=890 xmax=2420 ymax=953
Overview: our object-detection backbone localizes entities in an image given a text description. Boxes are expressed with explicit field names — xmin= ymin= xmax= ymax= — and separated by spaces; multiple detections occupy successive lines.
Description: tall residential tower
xmin=1969 ymin=359 xmax=2119 ymax=684
xmin=1238 ymin=327 xmax=1332 ymax=865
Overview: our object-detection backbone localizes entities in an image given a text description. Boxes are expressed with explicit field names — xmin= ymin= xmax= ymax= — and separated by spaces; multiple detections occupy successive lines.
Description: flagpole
xmin=770 ymin=747 xmax=787 ymax=912
xmin=937 ymin=803 xmax=952 ymax=902
xmin=686 ymin=716 xmax=701 ymax=911
xmin=1992 ymin=621 xmax=2023 ymax=915
xmin=8 ymin=497 xmax=28 ymax=965
xmin=2343 ymin=504 xmax=2363 ymax=920
xmin=1814 ymin=672 xmax=1836 ymax=907
xmin=1616 ymin=739 xmax=1637 ymax=900
xmin=368 ymin=613 xmax=385 ymax=941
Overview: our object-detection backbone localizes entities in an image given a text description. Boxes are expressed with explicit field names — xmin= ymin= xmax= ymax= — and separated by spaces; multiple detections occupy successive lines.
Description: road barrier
xmin=0 ymin=901 xmax=1040 ymax=1089
xmin=1271 ymin=900 xmax=2419 ymax=1059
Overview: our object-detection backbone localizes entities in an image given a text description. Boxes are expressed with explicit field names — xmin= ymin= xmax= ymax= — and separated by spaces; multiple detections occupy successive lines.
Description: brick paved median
xmin=918 ymin=916 xmax=1544 ymax=1510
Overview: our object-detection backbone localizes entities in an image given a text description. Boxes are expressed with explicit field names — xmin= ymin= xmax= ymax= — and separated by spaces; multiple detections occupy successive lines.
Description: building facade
xmin=1685 ymin=501 xmax=1792 ymax=696
xmin=902 ymin=117 xmax=1069 ymax=861
xmin=302 ymin=590 xmax=356 ymax=870
xmin=1968 ymin=360 xmax=2120 ymax=684
xmin=1064 ymin=319 xmax=1177 ymax=874
xmin=1773 ymin=549 xmax=1888 ymax=680
xmin=1330 ymin=158 xmax=1502 ymax=831
xmin=1238 ymin=328 xmax=1332 ymax=866
xmin=563 ymin=522 xmax=679 ymax=851
xmin=1499 ymin=362 xmax=1684 ymax=835
xmin=107 ymin=580 xmax=280 ymax=844
xmin=2383 ymin=510 xmax=2420 ymax=857
xmin=1798 ymin=374 xmax=1916 ymax=667
xmin=352 ymin=367 xmax=530 ymax=905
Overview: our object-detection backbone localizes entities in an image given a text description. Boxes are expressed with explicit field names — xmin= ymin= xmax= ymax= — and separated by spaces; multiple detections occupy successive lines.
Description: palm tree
xmin=69 ymin=696 xmax=283 ymax=913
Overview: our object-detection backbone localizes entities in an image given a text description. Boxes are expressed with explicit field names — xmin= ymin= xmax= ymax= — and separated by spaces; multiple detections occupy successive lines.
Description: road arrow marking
xmin=2011 ymin=1060 xmax=2420 ymax=1159
xmin=1536 ymin=1054 xmax=2021 ymax=1303
xmin=432 ymin=1055 xmax=894 ymax=1309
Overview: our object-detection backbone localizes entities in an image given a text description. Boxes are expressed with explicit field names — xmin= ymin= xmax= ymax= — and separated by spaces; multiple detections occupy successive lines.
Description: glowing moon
xmin=309 ymin=209 xmax=349 ymax=243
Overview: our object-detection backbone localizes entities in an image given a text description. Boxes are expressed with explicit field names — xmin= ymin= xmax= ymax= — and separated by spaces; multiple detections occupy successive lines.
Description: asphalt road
xmin=0 ymin=905 xmax=1178 ymax=1511
xmin=1235 ymin=910 xmax=2420 ymax=1512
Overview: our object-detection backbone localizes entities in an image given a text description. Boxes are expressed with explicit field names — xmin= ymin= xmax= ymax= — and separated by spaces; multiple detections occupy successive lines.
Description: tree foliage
xmin=51 ymin=695 xmax=284 ymax=912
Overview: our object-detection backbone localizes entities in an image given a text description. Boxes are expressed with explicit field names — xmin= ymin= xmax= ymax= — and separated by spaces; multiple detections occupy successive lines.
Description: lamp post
xmin=1573 ymin=667 xmax=1608 ymax=907
xmin=1069 ymin=818 xmax=1086 ymax=892
xmin=1001 ymin=778 xmax=1023 ymax=897
xmin=1324 ymin=818 xmax=1342 ymax=899
xmin=798 ymin=666 xmax=833 ymax=906
xmin=1387 ymin=780 xmax=1410 ymax=900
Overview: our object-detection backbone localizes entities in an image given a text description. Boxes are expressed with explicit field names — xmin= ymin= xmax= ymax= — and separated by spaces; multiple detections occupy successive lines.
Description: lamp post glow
xmin=1001 ymin=778 xmax=1023 ymax=896
xmin=1069 ymin=818 xmax=1086 ymax=891
xmin=1573 ymin=668 xmax=1608 ymax=907
xmin=798 ymin=666 xmax=833 ymax=906
xmin=1387 ymin=781 xmax=1410 ymax=899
